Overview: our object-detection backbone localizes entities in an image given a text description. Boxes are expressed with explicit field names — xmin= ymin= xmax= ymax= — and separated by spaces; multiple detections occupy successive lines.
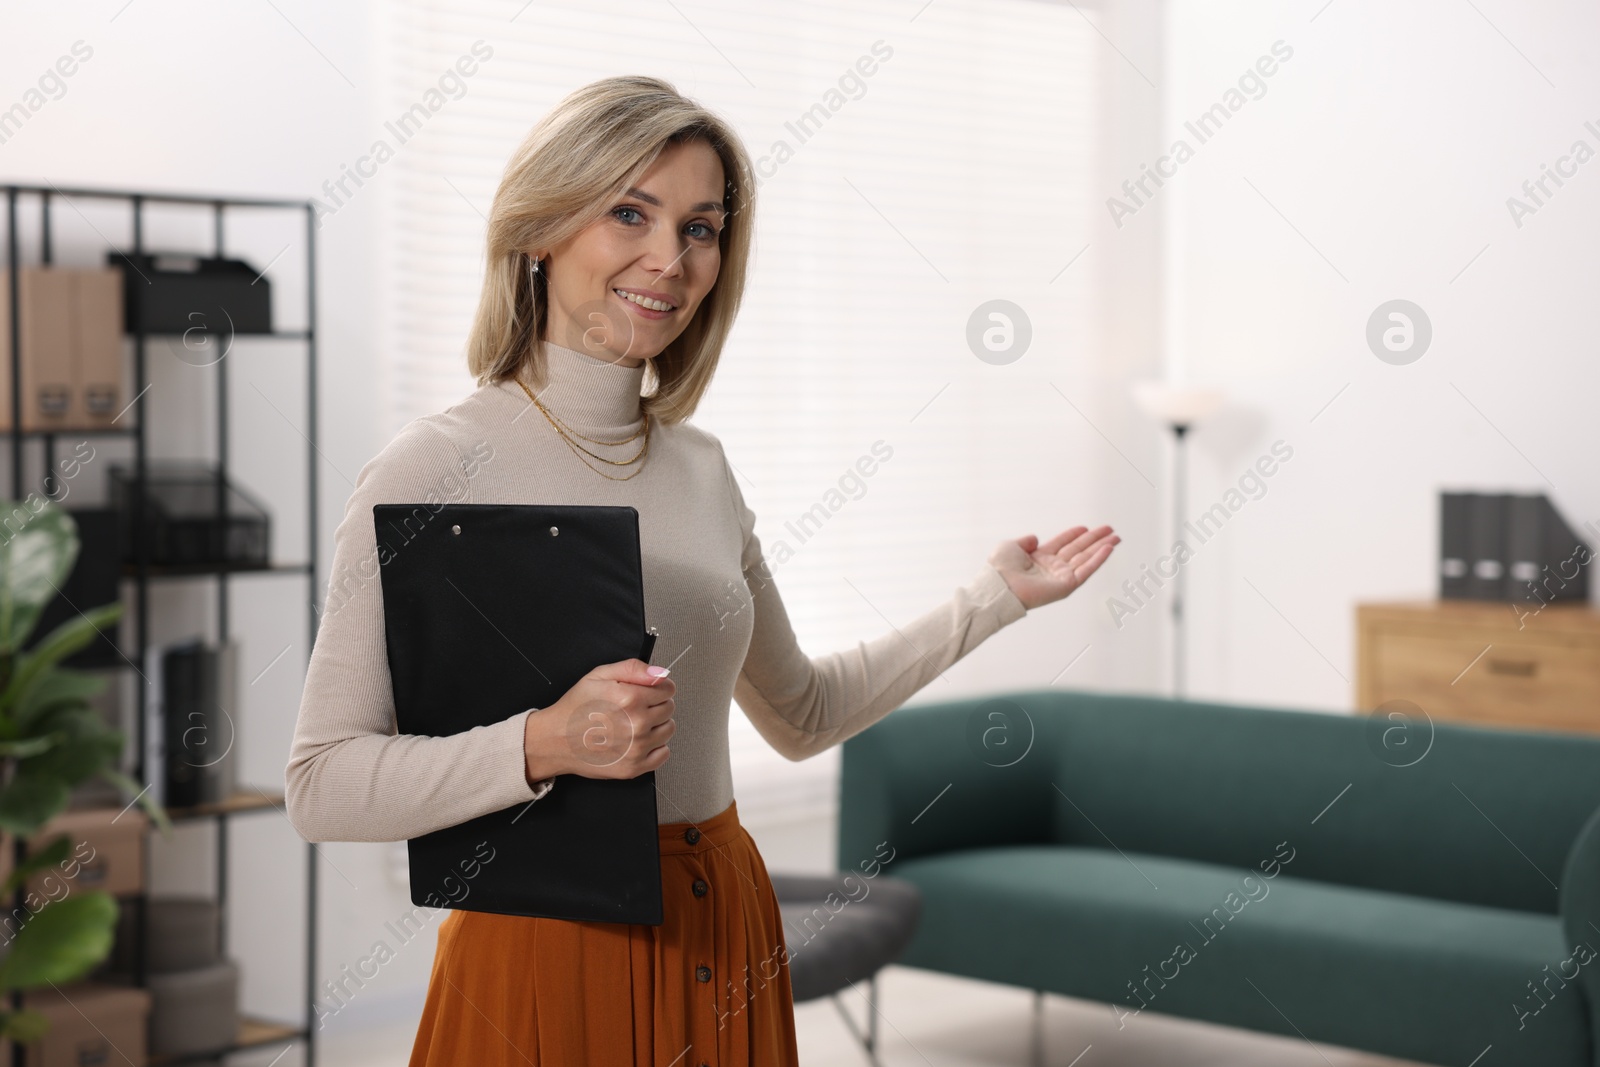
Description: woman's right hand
xmin=523 ymin=659 xmax=676 ymax=783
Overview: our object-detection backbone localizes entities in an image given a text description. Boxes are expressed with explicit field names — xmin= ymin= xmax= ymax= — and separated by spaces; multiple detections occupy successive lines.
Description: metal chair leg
xmin=868 ymin=973 xmax=880 ymax=1053
xmin=832 ymin=974 xmax=887 ymax=1067
xmin=1032 ymin=988 xmax=1045 ymax=1067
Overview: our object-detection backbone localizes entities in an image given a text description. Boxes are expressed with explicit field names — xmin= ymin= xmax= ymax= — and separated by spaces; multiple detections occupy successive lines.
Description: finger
xmin=1036 ymin=527 xmax=1100 ymax=559
xmin=1067 ymin=531 xmax=1119 ymax=566
xmin=1072 ymin=541 xmax=1117 ymax=582
xmin=1036 ymin=526 xmax=1088 ymax=556
xmin=1065 ymin=532 xmax=1117 ymax=569
xmin=638 ymin=678 xmax=676 ymax=706
xmin=593 ymin=659 xmax=672 ymax=686
xmin=1063 ymin=526 xmax=1118 ymax=558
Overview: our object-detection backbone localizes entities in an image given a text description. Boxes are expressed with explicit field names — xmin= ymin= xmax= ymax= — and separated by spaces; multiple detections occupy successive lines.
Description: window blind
xmin=384 ymin=0 xmax=1103 ymax=825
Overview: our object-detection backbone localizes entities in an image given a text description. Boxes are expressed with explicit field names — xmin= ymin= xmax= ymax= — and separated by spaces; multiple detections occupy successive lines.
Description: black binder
xmin=1505 ymin=492 xmax=1544 ymax=604
xmin=374 ymin=503 xmax=663 ymax=924
xmin=1504 ymin=492 xmax=1591 ymax=605
xmin=1466 ymin=491 xmax=1506 ymax=600
xmin=1438 ymin=491 xmax=1472 ymax=599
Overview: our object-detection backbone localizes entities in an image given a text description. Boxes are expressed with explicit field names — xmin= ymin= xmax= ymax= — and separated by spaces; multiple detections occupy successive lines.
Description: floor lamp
xmin=1132 ymin=382 xmax=1224 ymax=699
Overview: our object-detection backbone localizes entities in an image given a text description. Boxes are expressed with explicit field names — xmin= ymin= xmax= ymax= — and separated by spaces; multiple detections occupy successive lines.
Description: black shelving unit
xmin=3 ymin=183 xmax=321 ymax=1067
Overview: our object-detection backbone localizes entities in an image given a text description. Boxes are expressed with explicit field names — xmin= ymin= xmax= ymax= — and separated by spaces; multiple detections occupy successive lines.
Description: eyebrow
xmin=624 ymin=186 xmax=724 ymax=214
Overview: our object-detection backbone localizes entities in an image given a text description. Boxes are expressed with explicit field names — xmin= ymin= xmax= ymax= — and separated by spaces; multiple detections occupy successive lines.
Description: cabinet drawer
xmin=1368 ymin=626 xmax=1600 ymax=733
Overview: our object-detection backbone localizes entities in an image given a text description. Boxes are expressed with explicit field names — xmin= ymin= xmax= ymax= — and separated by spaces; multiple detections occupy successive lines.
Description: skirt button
xmin=684 ymin=827 xmax=701 ymax=844
xmin=692 ymin=878 xmax=708 ymax=897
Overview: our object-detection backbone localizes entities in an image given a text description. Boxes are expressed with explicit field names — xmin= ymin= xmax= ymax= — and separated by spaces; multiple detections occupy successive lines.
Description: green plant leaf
xmin=26 ymin=703 xmax=104 ymax=743
xmin=0 ymin=891 xmax=118 ymax=991
xmin=97 ymin=767 xmax=173 ymax=837
xmin=9 ymin=669 xmax=106 ymax=736
xmin=22 ymin=733 xmax=120 ymax=788
xmin=0 ymin=774 xmax=70 ymax=838
xmin=0 ymin=1008 xmax=51 ymax=1043
xmin=20 ymin=604 xmax=122 ymax=671
xmin=0 ymin=736 xmax=58 ymax=759
xmin=0 ymin=502 xmax=80 ymax=657
xmin=0 ymin=602 xmax=122 ymax=716
xmin=0 ymin=834 xmax=71 ymax=898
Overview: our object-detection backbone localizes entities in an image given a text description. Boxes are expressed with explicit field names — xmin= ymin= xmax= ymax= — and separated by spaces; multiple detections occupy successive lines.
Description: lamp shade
xmin=1131 ymin=380 xmax=1225 ymax=427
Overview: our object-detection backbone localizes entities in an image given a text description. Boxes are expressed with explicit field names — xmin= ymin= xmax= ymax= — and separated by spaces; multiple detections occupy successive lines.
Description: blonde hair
xmin=465 ymin=75 xmax=756 ymax=425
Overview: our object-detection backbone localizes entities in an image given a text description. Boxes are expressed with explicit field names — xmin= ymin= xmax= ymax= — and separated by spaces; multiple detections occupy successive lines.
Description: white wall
xmin=1150 ymin=0 xmax=1597 ymax=712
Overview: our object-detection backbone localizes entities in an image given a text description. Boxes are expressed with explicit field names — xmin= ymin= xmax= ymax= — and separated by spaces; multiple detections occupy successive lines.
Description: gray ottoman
xmin=770 ymin=872 xmax=922 ymax=1066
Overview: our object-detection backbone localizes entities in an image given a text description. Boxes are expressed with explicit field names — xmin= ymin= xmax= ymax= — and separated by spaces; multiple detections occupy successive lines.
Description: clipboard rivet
xmin=451 ymin=524 xmax=461 ymax=535
xmin=550 ymin=526 xmax=560 ymax=536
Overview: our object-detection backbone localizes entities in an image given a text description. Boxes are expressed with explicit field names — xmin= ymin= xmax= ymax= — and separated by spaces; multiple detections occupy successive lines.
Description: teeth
xmin=615 ymin=289 xmax=674 ymax=312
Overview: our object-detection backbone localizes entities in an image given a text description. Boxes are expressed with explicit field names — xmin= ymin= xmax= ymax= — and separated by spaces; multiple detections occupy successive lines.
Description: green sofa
xmin=837 ymin=689 xmax=1600 ymax=1067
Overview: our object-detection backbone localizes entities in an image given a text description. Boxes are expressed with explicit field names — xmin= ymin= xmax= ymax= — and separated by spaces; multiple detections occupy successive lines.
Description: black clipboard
xmin=373 ymin=503 xmax=663 ymax=924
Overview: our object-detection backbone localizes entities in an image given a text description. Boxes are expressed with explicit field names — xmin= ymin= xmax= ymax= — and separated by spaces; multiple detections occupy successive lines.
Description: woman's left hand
xmin=989 ymin=525 xmax=1120 ymax=611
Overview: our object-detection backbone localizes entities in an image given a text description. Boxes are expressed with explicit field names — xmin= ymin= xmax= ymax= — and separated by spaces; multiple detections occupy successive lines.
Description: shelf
xmin=163 ymin=790 xmax=286 ymax=823
xmin=5 ymin=180 xmax=324 ymax=1066
xmin=129 ymin=329 xmax=312 ymax=341
xmin=0 ymin=425 xmax=138 ymax=438
xmin=148 ymin=1015 xmax=307 ymax=1066
xmin=3 ymin=181 xmax=309 ymax=209
xmin=120 ymin=560 xmax=313 ymax=579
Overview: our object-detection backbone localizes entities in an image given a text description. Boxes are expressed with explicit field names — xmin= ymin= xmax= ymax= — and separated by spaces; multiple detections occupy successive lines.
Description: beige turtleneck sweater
xmin=284 ymin=341 xmax=1029 ymax=843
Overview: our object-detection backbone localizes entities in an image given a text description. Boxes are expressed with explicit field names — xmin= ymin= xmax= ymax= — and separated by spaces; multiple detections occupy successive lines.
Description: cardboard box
xmin=74 ymin=269 xmax=125 ymax=429
xmin=21 ymin=980 xmax=152 ymax=1067
xmin=0 ymin=806 xmax=149 ymax=905
xmin=0 ymin=267 xmax=72 ymax=431
xmin=0 ymin=267 xmax=125 ymax=431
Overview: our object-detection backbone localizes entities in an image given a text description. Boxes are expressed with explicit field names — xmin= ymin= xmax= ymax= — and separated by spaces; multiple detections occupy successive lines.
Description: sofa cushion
xmin=892 ymin=845 xmax=1589 ymax=1067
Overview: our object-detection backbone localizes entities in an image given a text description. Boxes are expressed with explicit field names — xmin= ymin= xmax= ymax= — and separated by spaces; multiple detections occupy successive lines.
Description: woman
xmin=285 ymin=74 xmax=1118 ymax=1066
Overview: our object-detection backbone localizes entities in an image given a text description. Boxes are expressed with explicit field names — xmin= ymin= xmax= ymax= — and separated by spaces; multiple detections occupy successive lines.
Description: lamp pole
xmin=1132 ymin=381 xmax=1221 ymax=703
xmin=1170 ymin=421 xmax=1189 ymax=698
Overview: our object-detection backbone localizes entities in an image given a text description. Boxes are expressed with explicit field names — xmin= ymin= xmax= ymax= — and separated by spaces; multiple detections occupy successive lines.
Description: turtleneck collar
xmin=515 ymin=339 xmax=648 ymax=434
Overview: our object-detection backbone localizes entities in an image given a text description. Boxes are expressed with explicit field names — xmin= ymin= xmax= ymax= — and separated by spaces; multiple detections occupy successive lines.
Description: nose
xmin=644 ymin=226 xmax=690 ymax=279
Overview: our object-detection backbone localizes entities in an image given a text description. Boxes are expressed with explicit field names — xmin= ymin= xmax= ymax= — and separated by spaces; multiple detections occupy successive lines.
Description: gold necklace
xmin=515 ymin=376 xmax=649 ymax=460
xmin=515 ymin=376 xmax=651 ymax=480
xmin=517 ymin=377 xmax=646 ymax=446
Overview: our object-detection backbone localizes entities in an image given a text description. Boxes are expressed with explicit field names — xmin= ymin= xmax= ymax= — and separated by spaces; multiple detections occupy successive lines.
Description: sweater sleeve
xmin=284 ymin=419 xmax=555 ymax=844
xmin=720 ymin=445 xmax=1029 ymax=762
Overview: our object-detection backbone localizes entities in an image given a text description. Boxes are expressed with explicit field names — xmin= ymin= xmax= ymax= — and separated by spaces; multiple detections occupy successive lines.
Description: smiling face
xmin=538 ymin=137 xmax=727 ymax=368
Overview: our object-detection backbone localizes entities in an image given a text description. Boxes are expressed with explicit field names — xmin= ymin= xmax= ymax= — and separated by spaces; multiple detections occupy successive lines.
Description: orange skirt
xmin=407 ymin=798 xmax=800 ymax=1066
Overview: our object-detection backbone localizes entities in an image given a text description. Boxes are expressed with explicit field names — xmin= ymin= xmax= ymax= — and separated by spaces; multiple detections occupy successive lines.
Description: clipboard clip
xmin=641 ymin=625 xmax=659 ymax=664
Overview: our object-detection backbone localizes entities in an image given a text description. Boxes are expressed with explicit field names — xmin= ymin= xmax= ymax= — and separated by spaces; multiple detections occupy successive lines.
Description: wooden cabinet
xmin=1356 ymin=600 xmax=1600 ymax=735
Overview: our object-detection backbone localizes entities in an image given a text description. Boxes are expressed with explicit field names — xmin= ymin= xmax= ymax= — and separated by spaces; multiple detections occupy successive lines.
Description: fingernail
xmin=647 ymin=666 xmax=670 ymax=678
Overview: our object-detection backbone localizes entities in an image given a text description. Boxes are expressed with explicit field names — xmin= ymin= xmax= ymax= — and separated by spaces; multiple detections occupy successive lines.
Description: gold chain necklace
xmin=516 ymin=377 xmax=646 ymax=446
xmin=515 ymin=376 xmax=649 ymax=460
xmin=515 ymin=376 xmax=651 ymax=481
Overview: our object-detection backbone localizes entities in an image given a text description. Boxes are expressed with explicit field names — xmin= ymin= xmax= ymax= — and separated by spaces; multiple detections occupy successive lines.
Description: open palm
xmin=988 ymin=525 xmax=1120 ymax=610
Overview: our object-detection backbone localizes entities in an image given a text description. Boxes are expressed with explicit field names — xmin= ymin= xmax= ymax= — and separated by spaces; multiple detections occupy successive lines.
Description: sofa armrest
xmin=836 ymin=692 xmax=1060 ymax=875
xmin=1559 ymin=805 xmax=1600 ymax=1029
